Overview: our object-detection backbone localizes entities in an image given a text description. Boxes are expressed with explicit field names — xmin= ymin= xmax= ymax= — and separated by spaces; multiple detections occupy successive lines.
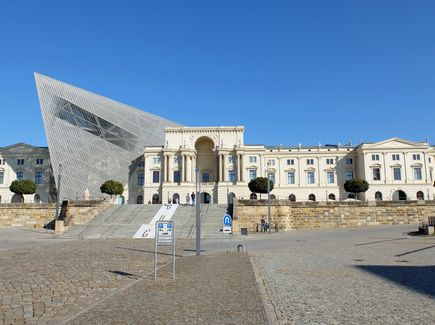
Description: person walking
xmin=191 ymin=192 xmax=196 ymax=206
xmin=186 ymin=193 xmax=190 ymax=206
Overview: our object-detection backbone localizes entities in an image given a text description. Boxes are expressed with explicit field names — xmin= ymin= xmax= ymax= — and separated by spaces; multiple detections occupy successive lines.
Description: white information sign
xmin=156 ymin=221 xmax=175 ymax=245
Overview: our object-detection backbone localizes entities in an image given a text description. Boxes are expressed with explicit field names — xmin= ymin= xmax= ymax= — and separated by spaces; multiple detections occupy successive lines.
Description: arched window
xmin=375 ymin=192 xmax=383 ymax=201
xmin=173 ymin=193 xmax=180 ymax=204
xmin=152 ymin=194 xmax=159 ymax=204
xmin=392 ymin=190 xmax=407 ymax=201
xmin=328 ymin=193 xmax=336 ymax=201
xmin=416 ymin=191 xmax=424 ymax=200
xmin=308 ymin=194 xmax=316 ymax=201
xmin=348 ymin=193 xmax=356 ymax=199
xmin=270 ymin=194 xmax=276 ymax=200
xmin=137 ymin=195 xmax=144 ymax=204
xmin=250 ymin=193 xmax=257 ymax=200
xmin=288 ymin=194 xmax=296 ymax=202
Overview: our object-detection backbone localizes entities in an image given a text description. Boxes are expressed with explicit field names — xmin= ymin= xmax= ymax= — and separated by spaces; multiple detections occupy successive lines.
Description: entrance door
xmin=201 ymin=192 xmax=211 ymax=204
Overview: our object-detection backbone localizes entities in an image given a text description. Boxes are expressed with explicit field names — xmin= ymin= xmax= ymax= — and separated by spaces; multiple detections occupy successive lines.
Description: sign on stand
xmin=154 ymin=221 xmax=175 ymax=279
xmin=222 ymin=214 xmax=233 ymax=252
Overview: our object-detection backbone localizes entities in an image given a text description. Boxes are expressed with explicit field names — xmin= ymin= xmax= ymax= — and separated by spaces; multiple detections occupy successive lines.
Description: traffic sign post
xmin=154 ymin=221 xmax=175 ymax=279
xmin=222 ymin=213 xmax=232 ymax=253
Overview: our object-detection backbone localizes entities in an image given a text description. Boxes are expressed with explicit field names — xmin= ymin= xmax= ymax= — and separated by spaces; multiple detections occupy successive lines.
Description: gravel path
xmin=251 ymin=226 xmax=435 ymax=324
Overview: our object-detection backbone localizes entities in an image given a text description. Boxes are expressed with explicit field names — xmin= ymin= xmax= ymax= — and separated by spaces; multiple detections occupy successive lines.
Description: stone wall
xmin=0 ymin=200 xmax=112 ymax=228
xmin=234 ymin=200 xmax=435 ymax=233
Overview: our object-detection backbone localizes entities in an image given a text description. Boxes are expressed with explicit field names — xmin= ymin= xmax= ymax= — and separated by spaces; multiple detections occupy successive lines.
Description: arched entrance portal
xmin=416 ymin=191 xmax=424 ymax=200
xmin=250 ymin=193 xmax=257 ymax=200
xmin=195 ymin=137 xmax=217 ymax=183
xmin=173 ymin=193 xmax=180 ymax=204
xmin=392 ymin=190 xmax=407 ymax=201
xmin=152 ymin=194 xmax=159 ymax=204
xmin=375 ymin=192 xmax=383 ymax=201
xmin=201 ymin=192 xmax=211 ymax=204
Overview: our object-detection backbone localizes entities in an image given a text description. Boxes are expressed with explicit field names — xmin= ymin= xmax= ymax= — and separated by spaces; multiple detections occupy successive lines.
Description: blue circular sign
xmin=223 ymin=214 xmax=232 ymax=226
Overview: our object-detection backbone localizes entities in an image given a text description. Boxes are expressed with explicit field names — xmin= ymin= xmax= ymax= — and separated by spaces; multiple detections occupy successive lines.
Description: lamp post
xmin=195 ymin=167 xmax=201 ymax=256
xmin=267 ymin=162 xmax=271 ymax=234
xmin=55 ymin=163 xmax=62 ymax=220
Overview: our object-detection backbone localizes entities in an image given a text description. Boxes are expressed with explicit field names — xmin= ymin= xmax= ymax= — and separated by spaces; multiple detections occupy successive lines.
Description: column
xmin=163 ymin=155 xmax=168 ymax=182
xmin=222 ymin=154 xmax=226 ymax=181
xmin=184 ymin=155 xmax=188 ymax=182
xmin=168 ymin=154 xmax=172 ymax=182
xmin=403 ymin=152 xmax=408 ymax=183
xmin=218 ymin=154 xmax=222 ymax=182
xmin=180 ymin=153 xmax=184 ymax=183
xmin=239 ymin=154 xmax=243 ymax=182
xmin=187 ymin=155 xmax=191 ymax=182
xmin=192 ymin=156 xmax=196 ymax=184
xmin=237 ymin=154 xmax=241 ymax=182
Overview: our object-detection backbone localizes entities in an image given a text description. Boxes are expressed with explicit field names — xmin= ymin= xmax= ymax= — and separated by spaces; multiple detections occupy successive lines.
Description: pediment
xmin=369 ymin=163 xmax=382 ymax=168
xmin=364 ymin=138 xmax=428 ymax=150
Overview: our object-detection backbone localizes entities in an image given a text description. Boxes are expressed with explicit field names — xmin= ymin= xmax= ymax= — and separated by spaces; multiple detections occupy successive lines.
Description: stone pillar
xmin=184 ymin=155 xmax=188 ymax=182
xmin=192 ymin=156 xmax=196 ymax=183
xmin=222 ymin=154 xmax=226 ymax=182
xmin=187 ymin=155 xmax=191 ymax=182
xmin=180 ymin=153 xmax=184 ymax=183
xmin=219 ymin=154 xmax=222 ymax=182
xmin=237 ymin=154 xmax=242 ymax=182
xmin=240 ymin=154 xmax=244 ymax=182
xmin=168 ymin=154 xmax=172 ymax=182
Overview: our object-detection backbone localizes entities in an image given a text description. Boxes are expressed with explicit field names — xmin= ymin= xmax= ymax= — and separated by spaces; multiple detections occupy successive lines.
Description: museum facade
xmin=0 ymin=74 xmax=433 ymax=204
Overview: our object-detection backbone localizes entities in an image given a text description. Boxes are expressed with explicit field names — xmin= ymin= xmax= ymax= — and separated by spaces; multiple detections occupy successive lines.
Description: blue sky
xmin=0 ymin=0 xmax=434 ymax=147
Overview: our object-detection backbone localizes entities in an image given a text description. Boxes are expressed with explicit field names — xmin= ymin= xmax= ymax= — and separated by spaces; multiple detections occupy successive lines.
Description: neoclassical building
xmin=0 ymin=144 xmax=53 ymax=203
xmin=129 ymin=126 xmax=435 ymax=205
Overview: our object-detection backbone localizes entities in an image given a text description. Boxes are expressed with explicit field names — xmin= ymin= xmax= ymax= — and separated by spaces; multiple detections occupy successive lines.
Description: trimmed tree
xmin=344 ymin=178 xmax=369 ymax=200
xmin=9 ymin=179 xmax=37 ymax=203
xmin=248 ymin=177 xmax=274 ymax=199
xmin=100 ymin=180 xmax=124 ymax=198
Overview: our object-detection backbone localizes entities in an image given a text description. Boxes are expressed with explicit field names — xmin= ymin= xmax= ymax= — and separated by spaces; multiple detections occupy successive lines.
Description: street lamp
xmin=195 ymin=167 xmax=201 ymax=256
xmin=267 ymin=162 xmax=271 ymax=234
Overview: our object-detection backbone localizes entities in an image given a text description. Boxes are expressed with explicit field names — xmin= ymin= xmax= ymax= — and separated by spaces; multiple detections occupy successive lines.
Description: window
xmin=228 ymin=170 xmax=236 ymax=182
xmin=16 ymin=172 xmax=23 ymax=180
xmin=287 ymin=159 xmax=294 ymax=165
xmin=328 ymin=193 xmax=336 ymax=200
xmin=0 ymin=159 xmax=3 ymax=165
xmin=372 ymin=154 xmax=380 ymax=161
xmin=250 ymin=193 xmax=257 ymax=200
xmin=308 ymin=194 xmax=316 ymax=201
xmin=138 ymin=161 xmax=145 ymax=167
xmin=35 ymin=172 xmax=42 ymax=184
xmin=287 ymin=172 xmax=295 ymax=184
xmin=306 ymin=159 xmax=314 ymax=165
xmin=393 ymin=167 xmax=401 ymax=181
xmin=307 ymin=171 xmax=315 ymax=184
xmin=416 ymin=191 xmax=424 ymax=200
xmin=36 ymin=158 xmax=44 ymax=165
xmin=412 ymin=154 xmax=421 ymax=160
xmin=0 ymin=172 xmax=3 ymax=184
xmin=152 ymin=171 xmax=159 ymax=183
xmin=373 ymin=168 xmax=381 ymax=181
xmin=173 ymin=171 xmax=181 ymax=183
xmin=249 ymin=156 xmax=257 ymax=163
xmin=429 ymin=157 xmax=432 ymax=163
xmin=392 ymin=154 xmax=400 ymax=161
xmin=137 ymin=195 xmax=144 ymax=204
xmin=152 ymin=156 xmax=161 ymax=164
xmin=173 ymin=156 xmax=180 ymax=164
xmin=289 ymin=194 xmax=296 ymax=202
xmin=202 ymin=172 xmax=210 ymax=182
xmin=17 ymin=159 xmax=24 ymax=165
xmin=267 ymin=159 xmax=275 ymax=166
xmin=327 ymin=171 xmax=334 ymax=184
xmin=269 ymin=172 xmax=276 ymax=184
xmin=249 ymin=169 xmax=257 ymax=180
xmin=138 ymin=173 xmax=145 ymax=185
xmin=345 ymin=158 xmax=353 ymax=165
xmin=345 ymin=171 xmax=353 ymax=180
xmin=326 ymin=158 xmax=334 ymax=165
xmin=414 ymin=167 xmax=422 ymax=181
xmin=228 ymin=156 xmax=237 ymax=163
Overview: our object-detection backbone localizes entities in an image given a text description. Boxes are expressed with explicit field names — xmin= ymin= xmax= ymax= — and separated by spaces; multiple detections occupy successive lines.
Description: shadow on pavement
xmin=356 ymin=265 xmax=435 ymax=297
xmin=115 ymin=246 xmax=184 ymax=257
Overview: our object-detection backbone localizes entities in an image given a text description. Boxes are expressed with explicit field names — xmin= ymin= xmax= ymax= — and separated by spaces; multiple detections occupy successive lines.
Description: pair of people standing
xmin=186 ymin=192 xmax=196 ymax=206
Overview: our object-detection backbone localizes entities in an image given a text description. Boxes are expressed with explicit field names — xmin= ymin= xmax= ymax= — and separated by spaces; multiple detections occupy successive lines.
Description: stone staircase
xmin=62 ymin=203 xmax=232 ymax=239
xmin=172 ymin=204 xmax=229 ymax=239
xmin=64 ymin=204 xmax=161 ymax=239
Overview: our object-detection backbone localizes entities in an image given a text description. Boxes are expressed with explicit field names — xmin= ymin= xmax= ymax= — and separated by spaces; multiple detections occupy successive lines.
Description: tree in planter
xmin=100 ymin=180 xmax=124 ymax=198
xmin=248 ymin=177 xmax=274 ymax=199
xmin=344 ymin=179 xmax=369 ymax=200
xmin=9 ymin=179 xmax=37 ymax=203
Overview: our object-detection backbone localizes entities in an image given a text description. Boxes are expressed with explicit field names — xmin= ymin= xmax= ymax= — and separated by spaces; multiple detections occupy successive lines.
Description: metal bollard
xmin=237 ymin=244 xmax=246 ymax=253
